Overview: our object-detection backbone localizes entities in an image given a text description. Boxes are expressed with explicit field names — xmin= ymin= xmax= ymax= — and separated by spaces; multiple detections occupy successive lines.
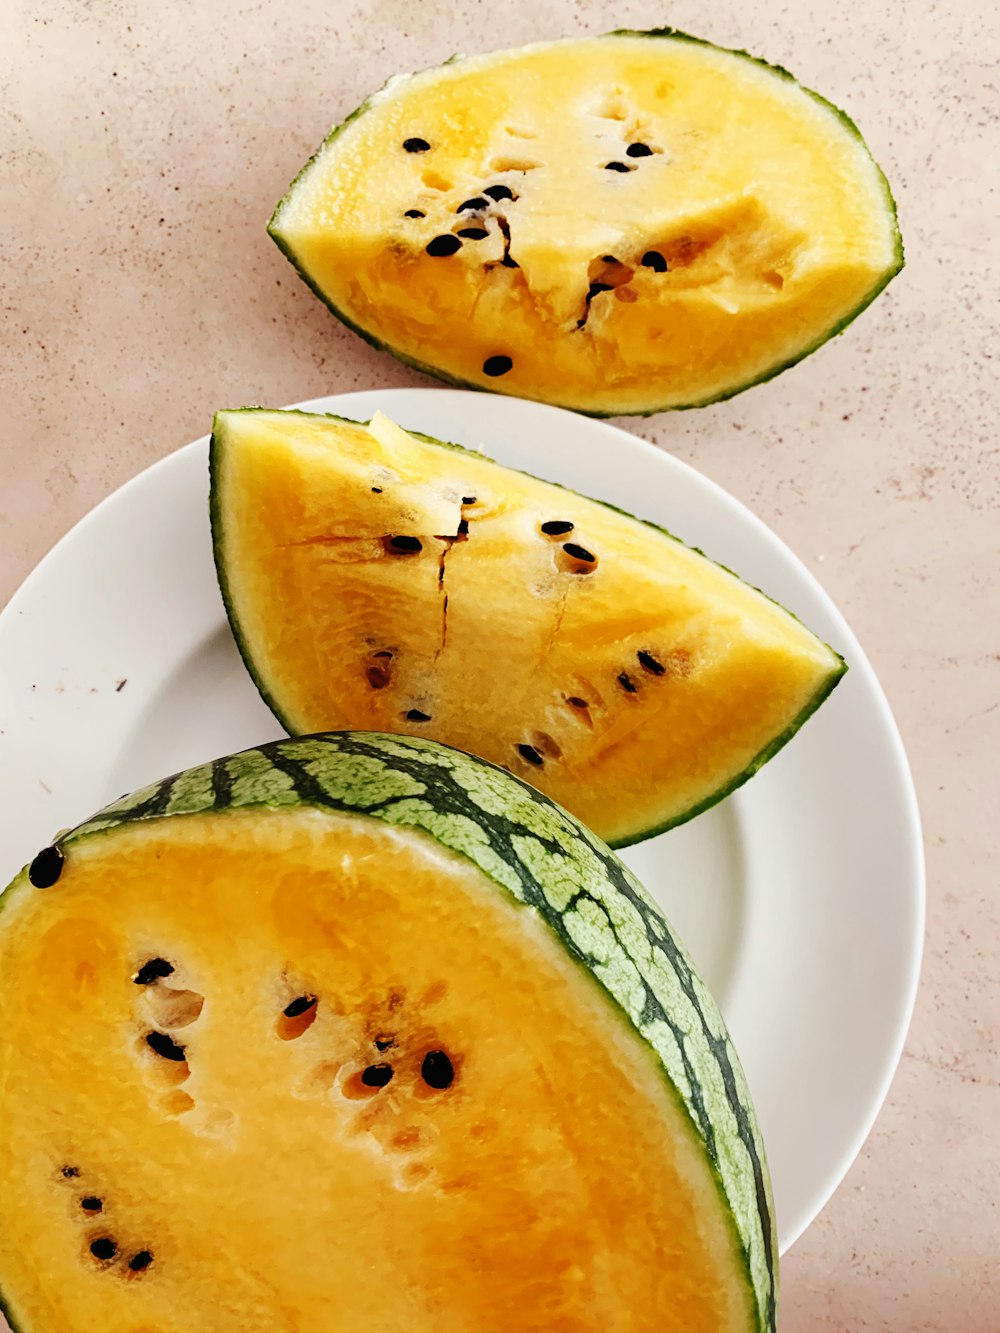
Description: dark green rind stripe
xmin=16 ymin=733 xmax=776 ymax=1330
xmin=211 ymin=408 xmax=845 ymax=846
xmin=267 ymin=29 xmax=902 ymax=419
xmin=209 ymin=421 xmax=296 ymax=733
xmin=0 ymin=1287 xmax=25 ymax=1333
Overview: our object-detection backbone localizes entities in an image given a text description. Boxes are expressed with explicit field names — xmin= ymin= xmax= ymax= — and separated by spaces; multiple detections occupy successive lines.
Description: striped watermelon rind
xmin=7 ymin=732 xmax=776 ymax=1330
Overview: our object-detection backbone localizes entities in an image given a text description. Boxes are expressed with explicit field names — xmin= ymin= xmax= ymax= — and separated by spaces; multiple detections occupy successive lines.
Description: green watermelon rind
xmin=2 ymin=732 xmax=777 ymax=1331
xmin=209 ymin=407 xmax=845 ymax=848
xmin=267 ymin=28 xmax=903 ymax=418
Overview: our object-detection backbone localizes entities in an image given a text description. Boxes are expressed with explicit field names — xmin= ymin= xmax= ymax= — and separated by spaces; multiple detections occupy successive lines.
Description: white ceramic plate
xmin=0 ymin=387 xmax=923 ymax=1254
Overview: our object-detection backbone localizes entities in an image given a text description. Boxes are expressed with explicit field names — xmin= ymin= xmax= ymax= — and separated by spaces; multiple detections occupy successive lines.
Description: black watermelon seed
xmin=28 ymin=845 xmax=64 ymax=888
xmin=374 ymin=1036 xmax=394 ymax=1051
xmin=562 ymin=542 xmax=596 ymax=563
xmin=405 ymin=709 xmax=432 ymax=723
xmin=637 ymin=650 xmax=666 ymax=676
xmin=81 ymin=1196 xmax=103 ymax=1214
xmin=618 ymin=673 xmax=638 ymax=694
xmin=457 ymin=518 xmax=470 ymax=535
xmin=360 ymin=1063 xmax=394 ymax=1088
xmin=283 ymin=995 xmax=317 ymax=1019
xmin=641 ymin=251 xmax=668 ymax=272
xmin=626 ymin=142 xmax=653 ymax=158
xmin=540 ymin=520 xmax=574 ymax=535
xmin=402 ymin=137 xmax=431 ymax=153
xmin=371 ymin=486 xmax=383 ymax=493
xmin=483 ymin=355 xmax=513 ymax=377
xmin=145 ymin=1030 xmax=186 ymax=1062
xmin=90 ymin=1238 xmax=117 ymax=1262
xmin=457 ymin=227 xmax=489 ymax=240
xmin=61 ymin=1166 xmax=80 ymax=1179
xmin=133 ymin=957 xmax=174 ymax=986
xmin=517 ymin=744 xmax=544 ymax=767
xmin=403 ymin=209 xmax=425 ymax=218
xmin=566 ymin=696 xmax=589 ymax=708
xmin=426 ymin=234 xmax=462 ymax=257
xmin=385 ymin=535 xmax=423 ymax=554
xmin=604 ymin=161 xmax=631 ymax=172
xmin=484 ymin=184 xmax=515 ymax=202
xmin=457 ymin=197 xmax=489 ymax=212
xmin=500 ymin=254 xmax=519 ymax=268
xmin=421 ymin=1050 xmax=454 ymax=1089
xmin=128 ymin=1250 xmax=154 ymax=1273
xmin=601 ymin=255 xmax=618 ymax=263
xmin=461 ymin=496 xmax=477 ymax=505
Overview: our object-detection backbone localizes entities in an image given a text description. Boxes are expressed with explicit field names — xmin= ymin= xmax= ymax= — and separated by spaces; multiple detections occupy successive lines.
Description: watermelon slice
xmin=0 ymin=734 xmax=776 ymax=1332
xmin=268 ymin=30 xmax=903 ymax=415
xmin=210 ymin=407 xmax=845 ymax=846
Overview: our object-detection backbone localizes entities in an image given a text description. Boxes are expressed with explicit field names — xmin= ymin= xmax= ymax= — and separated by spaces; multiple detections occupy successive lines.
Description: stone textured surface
xmin=1 ymin=0 xmax=997 ymax=1328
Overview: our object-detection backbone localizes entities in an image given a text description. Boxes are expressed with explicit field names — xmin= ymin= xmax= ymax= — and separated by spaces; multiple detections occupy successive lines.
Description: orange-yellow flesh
xmin=217 ymin=411 xmax=840 ymax=844
xmin=0 ymin=812 xmax=749 ymax=1332
xmin=273 ymin=36 xmax=898 ymax=412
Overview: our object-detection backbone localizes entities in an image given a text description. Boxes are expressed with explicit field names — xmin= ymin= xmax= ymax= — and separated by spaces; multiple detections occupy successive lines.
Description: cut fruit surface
xmin=0 ymin=734 xmax=776 ymax=1332
xmin=210 ymin=408 xmax=845 ymax=847
xmin=268 ymin=30 xmax=902 ymax=415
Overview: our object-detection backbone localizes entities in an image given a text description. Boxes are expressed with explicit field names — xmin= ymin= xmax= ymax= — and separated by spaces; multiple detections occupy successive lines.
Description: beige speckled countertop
xmin=2 ymin=1 xmax=997 ymax=1328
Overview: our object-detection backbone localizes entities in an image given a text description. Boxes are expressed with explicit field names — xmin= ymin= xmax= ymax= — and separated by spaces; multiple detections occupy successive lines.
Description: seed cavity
xmin=28 ymin=845 xmax=64 ymax=888
xmin=371 ymin=485 xmax=383 ymax=493
xmin=383 ymin=535 xmax=423 ymax=555
xmin=626 ymin=142 xmax=653 ymax=158
xmin=421 ymin=1050 xmax=455 ymax=1090
xmin=81 ymin=1196 xmax=103 ymax=1214
xmin=405 ymin=709 xmax=431 ymax=723
xmin=90 ymin=1238 xmax=117 ymax=1262
xmin=516 ymin=743 xmax=544 ymax=767
xmin=501 ymin=254 xmax=519 ymax=268
xmin=147 ymin=987 xmax=204 ymax=1030
xmin=403 ymin=137 xmax=431 ymax=153
xmin=366 ymin=661 xmax=391 ymax=689
xmin=637 ymin=650 xmax=666 ymax=676
xmin=641 ymin=250 xmax=668 ymax=272
xmin=604 ymin=160 xmax=631 ymax=172
xmin=618 ymin=672 xmax=638 ymax=694
xmin=61 ymin=1166 xmax=80 ymax=1179
xmin=403 ymin=209 xmax=425 ymax=218
xmin=556 ymin=541 xmax=598 ymax=575
xmin=426 ymin=234 xmax=462 ymax=257
xmin=277 ymin=993 xmax=319 ymax=1041
xmin=374 ymin=1036 xmax=395 ymax=1051
xmin=461 ymin=496 xmax=477 ymax=505
xmin=133 ymin=957 xmax=175 ymax=986
xmin=457 ymin=196 xmax=488 ymax=212
xmin=483 ymin=184 xmax=515 ymax=202
xmin=457 ymin=227 xmax=489 ymax=240
xmin=482 ymin=355 xmax=513 ymax=377
xmin=566 ymin=696 xmax=588 ymax=709
xmin=128 ymin=1250 xmax=154 ymax=1273
xmin=145 ymin=1030 xmax=186 ymax=1062
xmin=360 ymin=1063 xmax=394 ymax=1089
xmin=541 ymin=520 xmax=574 ymax=536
